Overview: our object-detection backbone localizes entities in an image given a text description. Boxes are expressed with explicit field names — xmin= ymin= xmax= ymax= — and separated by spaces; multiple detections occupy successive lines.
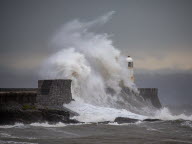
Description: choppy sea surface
xmin=0 ymin=120 xmax=192 ymax=144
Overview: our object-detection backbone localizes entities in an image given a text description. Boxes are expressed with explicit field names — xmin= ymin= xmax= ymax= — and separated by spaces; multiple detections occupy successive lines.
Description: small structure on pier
xmin=126 ymin=56 xmax=134 ymax=82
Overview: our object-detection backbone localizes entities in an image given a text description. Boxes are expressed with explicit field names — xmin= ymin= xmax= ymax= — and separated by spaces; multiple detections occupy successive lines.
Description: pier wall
xmin=0 ymin=88 xmax=37 ymax=105
xmin=0 ymin=80 xmax=162 ymax=109
xmin=139 ymin=88 xmax=162 ymax=108
xmin=0 ymin=80 xmax=72 ymax=107
xmin=36 ymin=79 xmax=72 ymax=106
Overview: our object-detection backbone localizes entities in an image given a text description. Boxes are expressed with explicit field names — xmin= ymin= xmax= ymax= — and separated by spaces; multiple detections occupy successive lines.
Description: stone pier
xmin=139 ymin=88 xmax=162 ymax=109
xmin=36 ymin=79 xmax=72 ymax=107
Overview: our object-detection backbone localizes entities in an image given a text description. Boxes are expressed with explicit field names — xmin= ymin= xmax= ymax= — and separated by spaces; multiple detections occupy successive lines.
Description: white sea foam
xmin=108 ymin=121 xmax=142 ymax=126
xmin=29 ymin=122 xmax=86 ymax=127
xmin=64 ymin=101 xmax=146 ymax=122
xmin=30 ymin=122 xmax=66 ymax=127
xmin=0 ymin=140 xmax=38 ymax=144
xmin=0 ymin=133 xmax=19 ymax=138
xmin=154 ymin=107 xmax=192 ymax=121
xmin=0 ymin=123 xmax=24 ymax=129
xmin=0 ymin=133 xmax=36 ymax=140
xmin=181 ymin=121 xmax=192 ymax=128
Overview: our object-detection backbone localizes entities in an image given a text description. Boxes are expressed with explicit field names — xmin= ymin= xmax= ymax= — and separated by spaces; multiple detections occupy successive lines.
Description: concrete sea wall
xmin=0 ymin=88 xmax=37 ymax=105
xmin=0 ymin=80 xmax=72 ymax=107
xmin=0 ymin=80 xmax=76 ymax=125
xmin=138 ymin=88 xmax=162 ymax=109
xmin=37 ymin=79 xmax=72 ymax=106
xmin=0 ymin=80 xmax=161 ymax=109
xmin=0 ymin=80 xmax=162 ymax=124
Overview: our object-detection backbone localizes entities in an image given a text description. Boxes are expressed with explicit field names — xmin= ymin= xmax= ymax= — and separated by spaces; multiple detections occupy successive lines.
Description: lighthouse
xmin=126 ymin=56 xmax=134 ymax=82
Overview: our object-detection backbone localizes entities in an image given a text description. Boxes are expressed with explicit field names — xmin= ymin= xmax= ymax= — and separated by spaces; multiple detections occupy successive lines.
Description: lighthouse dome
xmin=126 ymin=56 xmax=133 ymax=62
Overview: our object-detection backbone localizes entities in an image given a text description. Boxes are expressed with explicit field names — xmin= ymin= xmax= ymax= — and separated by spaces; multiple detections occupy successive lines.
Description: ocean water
xmin=0 ymin=120 xmax=192 ymax=144
xmin=1 ymin=104 xmax=192 ymax=144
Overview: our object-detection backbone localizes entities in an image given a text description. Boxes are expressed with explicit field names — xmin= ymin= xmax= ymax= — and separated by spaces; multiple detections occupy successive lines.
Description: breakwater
xmin=0 ymin=80 xmax=161 ymax=109
xmin=0 ymin=79 xmax=162 ymax=124
xmin=0 ymin=80 xmax=77 ymax=125
xmin=138 ymin=88 xmax=162 ymax=109
xmin=0 ymin=80 xmax=72 ymax=107
xmin=37 ymin=79 xmax=72 ymax=106
xmin=0 ymin=88 xmax=37 ymax=105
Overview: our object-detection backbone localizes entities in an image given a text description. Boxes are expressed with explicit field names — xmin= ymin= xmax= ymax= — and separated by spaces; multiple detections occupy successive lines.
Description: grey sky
xmin=0 ymin=0 xmax=192 ymax=105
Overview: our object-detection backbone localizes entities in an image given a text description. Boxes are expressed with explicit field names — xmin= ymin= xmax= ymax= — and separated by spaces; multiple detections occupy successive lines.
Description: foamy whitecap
xmin=0 ymin=133 xmax=19 ymax=138
xmin=108 ymin=121 xmax=142 ymax=126
xmin=0 ymin=140 xmax=38 ymax=144
xmin=0 ymin=123 xmax=24 ymax=129
xmin=154 ymin=107 xmax=192 ymax=121
xmin=30 ymin=122 xmax=66 ymax=127
xmin=0 ymin=133 xmax=36 ymax=140
xmin=64 ymin=101 xmax=146 ymax=122
xmin=181 ymin=121 xmax=192 ymax=128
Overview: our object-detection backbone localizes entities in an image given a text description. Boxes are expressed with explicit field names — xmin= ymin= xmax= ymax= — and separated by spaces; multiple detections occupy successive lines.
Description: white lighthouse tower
xmin=126 ymin=56 xmax=134 ymax=82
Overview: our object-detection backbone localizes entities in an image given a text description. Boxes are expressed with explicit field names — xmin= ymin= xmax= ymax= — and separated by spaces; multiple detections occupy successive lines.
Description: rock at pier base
xmin=0 ymin=104 xmax=79 ymax=125
xmin=114 ymin=117 xmax=139 ymax=124
xmin=114 ymin=117 xmax=162 ymax=124
xmin=143 ymin=119 xmax=161 ymax=122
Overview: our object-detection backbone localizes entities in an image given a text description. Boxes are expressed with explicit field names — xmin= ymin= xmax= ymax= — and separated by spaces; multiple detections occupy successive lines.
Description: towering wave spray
xmin=41 ymin=12 xmax=157 ymax=121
